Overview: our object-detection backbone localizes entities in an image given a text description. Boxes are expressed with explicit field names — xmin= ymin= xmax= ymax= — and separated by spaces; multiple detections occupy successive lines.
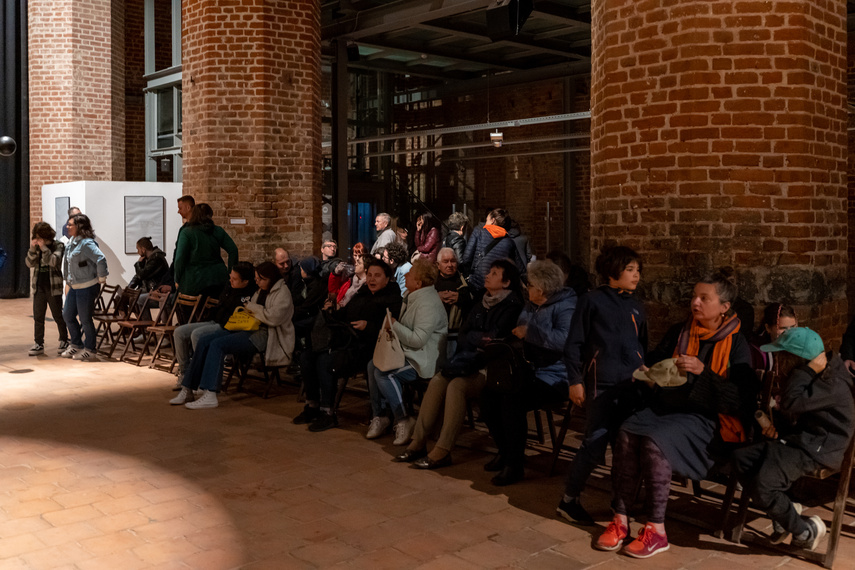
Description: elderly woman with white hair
xmin=479 ymin=260 xmax=577 ymax=486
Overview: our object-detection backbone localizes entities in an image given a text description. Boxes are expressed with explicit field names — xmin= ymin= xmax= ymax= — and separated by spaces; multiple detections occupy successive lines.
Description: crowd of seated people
xmin=37 ymin=199 xmax=855 ymax=562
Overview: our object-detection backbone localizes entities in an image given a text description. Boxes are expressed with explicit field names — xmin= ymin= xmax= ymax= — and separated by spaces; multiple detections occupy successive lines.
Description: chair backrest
xmin=112 ymin=287 xmax=142 ymax=318
xmin=174 ymin=293 xmax=203 ymax=325
xmin=147 ymin=291 xmax=173 ymax=326
xmin=95 ymin=283 xmax=120 ymax=313
xmin=195 ymin=297 xmax=220 ymax=323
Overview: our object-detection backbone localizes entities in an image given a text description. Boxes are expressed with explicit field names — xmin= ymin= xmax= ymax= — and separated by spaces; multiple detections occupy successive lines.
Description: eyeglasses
xmin=323 ymin=244 xmax=336 ymax=249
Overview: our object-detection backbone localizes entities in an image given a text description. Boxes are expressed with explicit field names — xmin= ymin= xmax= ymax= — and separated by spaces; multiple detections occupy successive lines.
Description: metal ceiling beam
xmin=348 ymin=59 xmax=464 ymax=82
xmin=356 ymin=41 xmax=521 ymax=72
xmin=322 ymin=0 xmax=496 ymax=41
xmin=530 ymin=8 xmax=591 ymax=29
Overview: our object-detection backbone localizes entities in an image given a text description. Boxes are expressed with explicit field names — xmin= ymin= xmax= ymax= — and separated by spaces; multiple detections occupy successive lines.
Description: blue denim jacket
xmin=63 ymin=237 xmax=108 ymax=288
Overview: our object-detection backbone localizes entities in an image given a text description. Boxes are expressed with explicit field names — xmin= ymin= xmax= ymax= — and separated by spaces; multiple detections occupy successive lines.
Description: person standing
xmin=173 ymin=203 xmax=239 ymax=300
xmin=371 ymin=213 xmax=396 ymax=256
xmin=25 ymin=222 xmax=69 ymax=356
xmin=61 ymin=214 xmax=108 ymax=362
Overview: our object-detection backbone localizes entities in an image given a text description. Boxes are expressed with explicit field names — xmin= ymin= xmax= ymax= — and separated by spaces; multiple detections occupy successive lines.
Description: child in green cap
xmin=732 ymin=327 xmax=854 ymax=550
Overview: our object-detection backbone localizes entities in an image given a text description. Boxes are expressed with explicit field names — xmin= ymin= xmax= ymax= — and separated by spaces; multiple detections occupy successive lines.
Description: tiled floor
xmin=0 ymin=297 xmax=847 ymax=569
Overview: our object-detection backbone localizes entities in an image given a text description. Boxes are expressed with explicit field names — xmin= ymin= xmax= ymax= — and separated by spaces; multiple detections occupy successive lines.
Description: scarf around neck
xmin=482 ymin=288 xmax=511 ymax=309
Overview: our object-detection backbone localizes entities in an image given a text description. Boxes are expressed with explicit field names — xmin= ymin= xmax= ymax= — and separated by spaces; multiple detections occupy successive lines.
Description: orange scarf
xmin=674 ymin=314 xmax=746 ymax=442
xmin=484 ymin=224 xmax=507 ymax=239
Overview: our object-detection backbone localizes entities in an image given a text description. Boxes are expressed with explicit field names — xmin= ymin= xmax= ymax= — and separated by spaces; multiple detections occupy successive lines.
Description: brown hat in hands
xmin=632 ymin=358 xmax=687 ymax=388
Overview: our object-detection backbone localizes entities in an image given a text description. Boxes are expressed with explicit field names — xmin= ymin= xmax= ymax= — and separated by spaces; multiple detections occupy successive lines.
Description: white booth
xmin=41 ymin=181 xmax=184 ymax=287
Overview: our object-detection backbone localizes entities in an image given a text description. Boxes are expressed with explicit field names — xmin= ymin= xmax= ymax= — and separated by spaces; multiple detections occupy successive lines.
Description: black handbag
xmin=482 ymin=339 xmax=537 ymax=391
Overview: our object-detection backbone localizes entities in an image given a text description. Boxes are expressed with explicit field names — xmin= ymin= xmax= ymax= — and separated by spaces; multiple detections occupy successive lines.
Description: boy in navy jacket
xmin=557 ymin=246 xmax=647 ymax=524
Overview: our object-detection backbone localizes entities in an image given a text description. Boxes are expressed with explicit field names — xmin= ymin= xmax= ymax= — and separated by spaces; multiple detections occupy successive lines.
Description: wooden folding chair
xmin=94 ymin=287 xmax=141 ymax=353
xmin=93 ymin=283 xmax=119 ymax=315
xmin=147 ymin=293 xmax=203 ymax=372
xmin=107 ymin=293 xmax=158 ymax=362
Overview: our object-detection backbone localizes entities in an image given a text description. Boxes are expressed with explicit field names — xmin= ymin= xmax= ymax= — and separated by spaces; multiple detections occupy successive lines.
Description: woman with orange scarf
xmin=594 ymin=271 xmax=755 ymax=559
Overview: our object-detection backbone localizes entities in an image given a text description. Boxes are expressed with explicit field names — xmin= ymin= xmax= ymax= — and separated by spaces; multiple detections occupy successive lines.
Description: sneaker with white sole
xmin=623 ymin=523 xmax=670 ymax=558
xmin=392 ymin=416 xmax=416 ymax=445
xmin=169 ymin=387 xmax=193 ymax=405
xmin=770 ymin=502 xmax=803 ymax=544
xmin=57 ymin=341 xmax=69 ymax=354
xmin=28 ymin=344 xmax=44 ymax=356
xmin=792 ymin=515 xmax=826 ymax=551
xmin=365 ymin=416 xmax=391 ymax=439
xmin=61 ymin=345 xmax=81 ymax=359
xmin=185 ymin=390 xmax=218 ymax=409
xmin=73 ymin=349 xmax=98 ymax=362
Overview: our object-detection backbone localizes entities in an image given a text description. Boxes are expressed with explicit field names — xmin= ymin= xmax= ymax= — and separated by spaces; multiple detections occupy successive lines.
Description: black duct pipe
xmin=0 ymin=0 xmax=29 ymax=298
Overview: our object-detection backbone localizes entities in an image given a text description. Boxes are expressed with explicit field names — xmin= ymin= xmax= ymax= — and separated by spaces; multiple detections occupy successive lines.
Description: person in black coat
xmin=292 ymin=256 xmax=328 ymax=350
xmin=443 ymin=211 xmax=468 ymax=264
xmin=733 ymin=328 xmax=855 ymax=551
xmin=459 ymin=208 xmax=526 ymax=290
xmin=295 ymin=258 xmax=402 ymax=432
xmin=395 ymin=258 xmax=524 ymax=469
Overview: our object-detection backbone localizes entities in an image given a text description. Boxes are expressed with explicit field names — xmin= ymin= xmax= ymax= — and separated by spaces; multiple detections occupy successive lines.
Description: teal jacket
xmin=173 ymin=223 xmax=238 ymax=295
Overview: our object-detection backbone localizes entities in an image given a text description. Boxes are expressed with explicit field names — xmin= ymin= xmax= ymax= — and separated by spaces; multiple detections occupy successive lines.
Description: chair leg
xmin=333 ymin=376 xmax=349 ymax=412
xmin=729 ymin=480 xmax=755 ymax=544
xmin=263 ymin=367 xmax=280 ymax=399
xmin=822 ymin=451 xmax=854 ymax=567
xmin=549 ymin=409 xmax=575 ymax=477
xmin=715 ymin=474 xmax=740 ymax=539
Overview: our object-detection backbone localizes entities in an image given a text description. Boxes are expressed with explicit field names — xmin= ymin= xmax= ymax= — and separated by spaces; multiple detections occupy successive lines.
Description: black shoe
xmin=556 ymin=498 xmax=596 ymax=525
xmin=293 ymin=405 xmax=321 ymax=425
xmin=308 ymin=412 xmax=338 ymax=432
xmin=491 ymin=465 xmax=524 ymax=486
xmin=412 ymin=453 xmax=452 ymax=470
xmin=792 ymin=515 xmax=826 ymax=551
xmin=484 ymin=454 xmax=506 ymax=472
xmin=393 ymin=448 xmax=427 ymax=463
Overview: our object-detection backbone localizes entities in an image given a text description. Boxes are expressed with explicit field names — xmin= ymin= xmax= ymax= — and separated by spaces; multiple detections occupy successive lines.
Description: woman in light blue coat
xmin=61 ymin=214 xmax=108 ymax=361
xmin=365 ymin=259 xmax=448 ymax=446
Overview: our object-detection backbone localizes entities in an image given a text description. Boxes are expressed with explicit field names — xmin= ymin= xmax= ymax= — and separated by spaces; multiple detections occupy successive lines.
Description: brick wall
xmin=29 ymin=0 xmax=124 ymax=223
xmin=181 ymin=0 xmax=322 ymax=261
xmin=591 ymin=0 xmax=849 ymax=345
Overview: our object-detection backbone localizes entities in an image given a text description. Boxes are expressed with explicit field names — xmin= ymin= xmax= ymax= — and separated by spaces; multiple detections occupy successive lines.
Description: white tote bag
xmin=373 ymin=308 xmax=406 ymax=372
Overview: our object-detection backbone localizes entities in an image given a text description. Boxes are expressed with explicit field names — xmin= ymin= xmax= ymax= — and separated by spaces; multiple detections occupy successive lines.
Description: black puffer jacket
xmin=443 ymin=231 xmax=466 ymax=265
xmin=131 ymin=247 xmax=169 ymax=292
xmin=777 ymin=353 xmax=855 ymax=470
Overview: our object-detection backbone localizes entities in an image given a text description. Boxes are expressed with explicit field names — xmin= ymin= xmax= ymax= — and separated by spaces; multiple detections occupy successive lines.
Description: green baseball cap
xmin=760 ymin=327 xmax=824 ymax=360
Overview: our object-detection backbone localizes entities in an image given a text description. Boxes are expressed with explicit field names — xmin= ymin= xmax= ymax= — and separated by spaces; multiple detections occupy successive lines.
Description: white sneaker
xmin=185 ymin=390 xmax=218 ymax=409
xmin=61 ymin=346 xmax=81 ymax=359
xmin=73 ymin=349 xmax=98 ymax=362
xmin=169 ymin=387 xmax=193 ymax=405
xmin=392 ymin=417 xmax=416 ymax=445
xmin=365 ymin=416 xmax=391 ymax=439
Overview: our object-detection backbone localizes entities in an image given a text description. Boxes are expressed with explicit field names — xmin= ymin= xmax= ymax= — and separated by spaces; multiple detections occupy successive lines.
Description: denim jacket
xmin=63 ymin=237 xmax=108 ymax=289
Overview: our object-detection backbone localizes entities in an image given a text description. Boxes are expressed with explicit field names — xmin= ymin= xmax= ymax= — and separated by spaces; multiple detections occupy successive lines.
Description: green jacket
xmin=173 ymin=223 xmax=239 ymax=295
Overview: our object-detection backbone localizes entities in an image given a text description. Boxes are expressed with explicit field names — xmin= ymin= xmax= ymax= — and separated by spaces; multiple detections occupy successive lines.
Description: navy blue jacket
xmin=563 ymin=286 xmax=647 ymax=394
xmin=460 ymin=227 xmax=527 ymax=290
xmin=519 ymin=287 xmax=577 ymax=387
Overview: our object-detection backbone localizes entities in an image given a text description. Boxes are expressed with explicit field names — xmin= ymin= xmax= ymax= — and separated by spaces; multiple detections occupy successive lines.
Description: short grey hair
xmin=437 ymin=247 xmax=457 ymax=262
xmin=377 ymin=212 xmax=391 ymax=226
xmin=447 ymin=211 xmax=469 ymax=231
xmin=527 ymin=260 xmax=565 ymax=298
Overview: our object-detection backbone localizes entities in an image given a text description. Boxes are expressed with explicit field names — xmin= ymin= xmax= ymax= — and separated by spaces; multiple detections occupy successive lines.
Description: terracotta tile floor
xmin=0 ymin=297 xmax=848 ymax=569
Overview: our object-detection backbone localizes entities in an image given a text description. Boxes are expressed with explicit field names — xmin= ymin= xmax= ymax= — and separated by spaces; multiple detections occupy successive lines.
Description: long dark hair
xmin=69 ymin=214 xmax=96 ymax=239
xmin=417 ymin=212 xmax=441 ymax=240
xmin=189 ymin=203 xmax=214 ymax=226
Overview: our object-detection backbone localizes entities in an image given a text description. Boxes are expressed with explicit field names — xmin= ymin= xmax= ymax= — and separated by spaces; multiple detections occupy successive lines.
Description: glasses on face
xmin=323 ymin=244 xmax=336 ymax=250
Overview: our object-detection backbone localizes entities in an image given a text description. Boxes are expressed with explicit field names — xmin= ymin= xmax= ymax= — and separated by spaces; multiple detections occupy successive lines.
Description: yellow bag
xmin=224 ymin=307 xmax=261 ymax=332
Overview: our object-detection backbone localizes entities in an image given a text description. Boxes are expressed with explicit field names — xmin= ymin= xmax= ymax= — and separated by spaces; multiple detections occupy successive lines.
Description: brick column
xmin=182 ymin=0 xmax=322 ymax=261
xmin=28 ymin=0 xmax=125 ymax=222
xmin=590 ymin=0 xmax=849 ymax=344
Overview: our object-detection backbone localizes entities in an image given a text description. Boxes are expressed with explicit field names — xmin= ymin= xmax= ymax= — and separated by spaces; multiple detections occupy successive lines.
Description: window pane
xmin=154 ymin=0 xmax=173 ymax=71
xmin=156 ymin=89 xmax=174 ymax=149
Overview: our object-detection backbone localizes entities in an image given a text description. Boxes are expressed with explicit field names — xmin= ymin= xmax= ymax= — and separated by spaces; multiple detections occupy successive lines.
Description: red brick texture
xmin=28 ymin=0 xmax=125 ymax=223
xmin=590 ymin=0 xmax=849 ymax=344
xmin=181 ymin=0 xmax=322 ymax=261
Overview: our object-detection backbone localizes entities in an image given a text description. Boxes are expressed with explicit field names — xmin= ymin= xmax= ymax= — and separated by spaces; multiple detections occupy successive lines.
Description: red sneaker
xmin=623 ymin=523 xmax=669 ymax=558
xmin=595 ymin=517 xmax=629 ymax=551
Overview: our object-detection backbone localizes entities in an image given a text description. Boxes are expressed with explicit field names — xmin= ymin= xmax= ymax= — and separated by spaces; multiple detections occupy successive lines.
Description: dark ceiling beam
xmin=356 ymin=40 xmax=522 ymax=71
xmin=322 ymin=0 xmax=497 ymax=41
xmin=347 ymin=59 xmax=473 ymax=82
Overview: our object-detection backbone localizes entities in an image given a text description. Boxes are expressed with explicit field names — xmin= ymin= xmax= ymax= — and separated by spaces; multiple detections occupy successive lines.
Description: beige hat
xmin=632 ymin=358 xmax=687 ymax=388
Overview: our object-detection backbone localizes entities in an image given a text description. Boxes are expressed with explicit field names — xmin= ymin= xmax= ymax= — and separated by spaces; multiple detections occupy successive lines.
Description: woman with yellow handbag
xmin=170 ymin=262 xmax=295 ymax=409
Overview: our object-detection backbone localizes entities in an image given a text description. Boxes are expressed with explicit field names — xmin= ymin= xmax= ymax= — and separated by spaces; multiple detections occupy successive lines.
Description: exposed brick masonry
xmin=181 ymin=0 xmax=322 ymax=261
xmin=591 ymin=0 xmax=849 ymax=344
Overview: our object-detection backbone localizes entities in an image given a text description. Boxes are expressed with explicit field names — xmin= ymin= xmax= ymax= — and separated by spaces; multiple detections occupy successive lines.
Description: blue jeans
xmin=366 ymin=359 xmax=418 ymax=421
xmin=63 ymin=283 xmax=100 ymax=351
xmin=184 ymin=331 xmax=258 ymax=392
xmin=174 ymin=321 xmax=222 ymax=374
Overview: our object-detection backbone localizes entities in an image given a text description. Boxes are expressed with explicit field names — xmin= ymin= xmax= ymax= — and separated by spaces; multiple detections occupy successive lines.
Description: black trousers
xmin=480 ymin=378 xmax=567 ymax=468
xmin=32 ymin=274 xmax=68 ymax=345
xmin=732 ymin=440 xmax=817 ymax=536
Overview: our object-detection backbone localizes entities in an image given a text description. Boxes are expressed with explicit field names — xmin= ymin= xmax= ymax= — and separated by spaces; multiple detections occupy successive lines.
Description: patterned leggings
xmin=611 ymin=430 xmax=673 ymax=524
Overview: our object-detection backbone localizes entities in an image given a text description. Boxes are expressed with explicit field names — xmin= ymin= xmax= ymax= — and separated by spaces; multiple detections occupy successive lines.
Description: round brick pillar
xmin=590 ymin=0 xmax=849 ymax=343
xmin=182 ymin=0 xmax=322 ymax=260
